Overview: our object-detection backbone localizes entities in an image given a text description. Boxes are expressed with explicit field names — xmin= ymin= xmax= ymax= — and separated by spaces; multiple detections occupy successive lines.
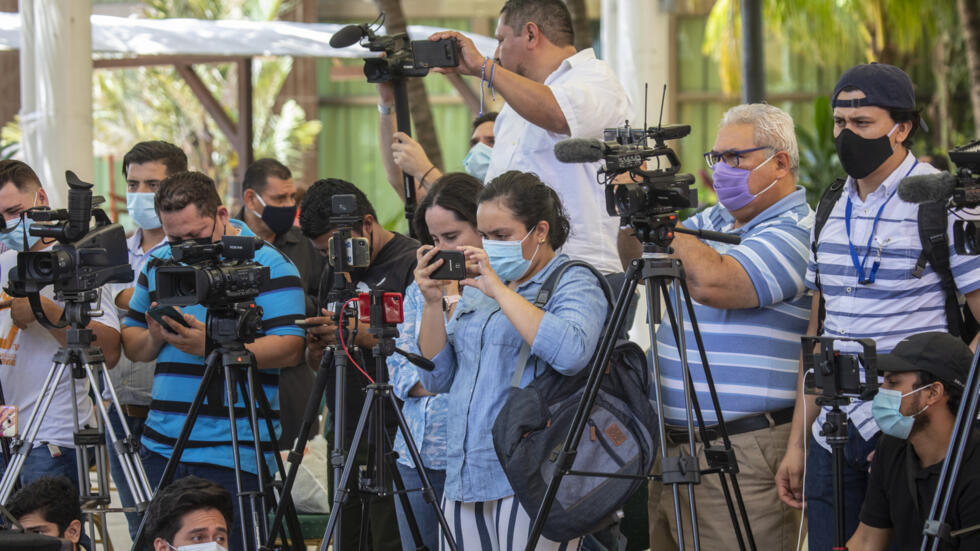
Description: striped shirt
xmin=123 ymin=220 xmax=306 ymax=473
xmin=806 ymin=152 xmax=980 ymax=450
xmin=655 ymin=187 xmax=814 ymax=426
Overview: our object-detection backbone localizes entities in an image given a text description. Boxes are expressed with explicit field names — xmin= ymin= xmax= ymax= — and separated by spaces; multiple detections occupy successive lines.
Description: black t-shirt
xmin=860 ymin=432 xmax=980 ymax=550
xmin=320 ymin=232 xmax=420 ymax=445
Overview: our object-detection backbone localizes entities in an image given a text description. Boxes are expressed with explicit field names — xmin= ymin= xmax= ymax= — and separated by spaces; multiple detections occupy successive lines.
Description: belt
xmin=120 ymin=404 xmax=150 ymax=419
xmin=666 ymin=406 xmax=794 ymax=444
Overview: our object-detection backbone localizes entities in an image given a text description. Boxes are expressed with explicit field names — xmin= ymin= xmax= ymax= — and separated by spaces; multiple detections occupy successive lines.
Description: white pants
xmin=439 ymin=495 xmax=583 ymax=551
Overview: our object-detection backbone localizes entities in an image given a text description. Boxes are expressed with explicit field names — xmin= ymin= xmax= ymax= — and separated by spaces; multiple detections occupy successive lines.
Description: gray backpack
xmin=491 ymin=260 xmax=658 ymax=542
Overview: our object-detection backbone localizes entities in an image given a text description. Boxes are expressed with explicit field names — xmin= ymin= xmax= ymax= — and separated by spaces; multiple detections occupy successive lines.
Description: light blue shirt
xmin=387 ymin=282 xmax=449 ymax=469
xmin=655 ymin=187 xmax=814 ymax=425
xmin=417 ymin=254 xmax=609 ymax=502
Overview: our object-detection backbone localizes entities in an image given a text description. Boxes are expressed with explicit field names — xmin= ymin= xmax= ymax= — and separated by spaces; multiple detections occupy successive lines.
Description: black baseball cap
xmin=832 ymin=62 xmax=916 ymax=110
xmin=878 ymin=332 xmax=972 ymax=390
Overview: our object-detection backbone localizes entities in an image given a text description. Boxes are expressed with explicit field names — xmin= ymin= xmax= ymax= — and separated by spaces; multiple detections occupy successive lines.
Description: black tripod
xmin=0 ymin=291 xmax=153 ymax=549
xmin=317 ymin=290 xmax=457 ymax=551
xmin=131 ymin=302 xmax=304 ymax=551
xmin=525 ymin=216 xmax=756 ymax=551
xmin=267 ymin=223 xmax=433 ymax=550
xmin=919 ymin=344 xmax=980 ymax=550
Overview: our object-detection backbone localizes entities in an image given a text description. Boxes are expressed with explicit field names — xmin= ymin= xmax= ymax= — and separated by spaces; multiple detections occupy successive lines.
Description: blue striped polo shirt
xmin=123 ymin=220 xmax=306 ymax=473
xmin=654 ymin=187 xmax=814 ymax=426
xmin=806 ymin=152 xmax=980 ymax=450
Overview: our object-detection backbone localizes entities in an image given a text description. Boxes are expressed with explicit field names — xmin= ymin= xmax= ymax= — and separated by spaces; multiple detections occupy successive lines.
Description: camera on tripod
xmin=555 ymin=123 xmax=697 ymax=244
xmin=327 ymin=194 xmax=370 ymax=269
xmin=3 ymin=171 xmax=133 ymax=327
xmin=155 ymin=235 xmax=269 ymax=308
xmin=802 ymin=336 xmax=878 ymax=404
xmin=329 ymin=14 xmax=459 ymax=84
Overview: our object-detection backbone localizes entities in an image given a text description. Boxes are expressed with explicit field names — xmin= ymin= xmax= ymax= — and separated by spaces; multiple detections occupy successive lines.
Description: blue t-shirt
xmin=123 ymin=220 xmax=305 ymax=473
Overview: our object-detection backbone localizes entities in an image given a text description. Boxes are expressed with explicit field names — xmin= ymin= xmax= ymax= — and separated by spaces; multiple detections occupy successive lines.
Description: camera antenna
xmin=657 ymin=84 xmax=667 ymax=131
xmin=643 ymin=83 xmax=649 ymax=145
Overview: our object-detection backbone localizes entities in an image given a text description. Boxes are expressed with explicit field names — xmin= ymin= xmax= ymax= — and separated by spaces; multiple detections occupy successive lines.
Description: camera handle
xmin=391 ymin=78 xmax=419 ymax=239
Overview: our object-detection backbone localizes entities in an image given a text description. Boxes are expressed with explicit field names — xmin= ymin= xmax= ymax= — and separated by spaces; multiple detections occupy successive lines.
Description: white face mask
xmin=168 ymin=542 xmax=228 ymax=551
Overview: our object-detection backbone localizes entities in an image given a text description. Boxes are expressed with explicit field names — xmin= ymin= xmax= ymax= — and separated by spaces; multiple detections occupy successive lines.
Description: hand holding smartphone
xmin=147 ymin=305 xmax=191 ymax=334
xmin=429 ymin=250 xmax=466 ymax=280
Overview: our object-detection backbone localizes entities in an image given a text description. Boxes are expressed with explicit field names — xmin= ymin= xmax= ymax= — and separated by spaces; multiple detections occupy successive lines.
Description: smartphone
xmin=0 ymin=405 xmax=17 ymax=437
xmin=147 ymin=305 xmax=191 ymax=334
xmin=430 ymin=250 xmax=466 ymax=280
xmin=412 ymin=38 xmax=459 ymax=69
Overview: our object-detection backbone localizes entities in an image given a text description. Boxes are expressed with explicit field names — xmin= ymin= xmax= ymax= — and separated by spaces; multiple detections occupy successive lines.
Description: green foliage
xmin=92 ymin=0 xmax=320 ymax=199
xmin=796 ymin=96 xmax=842 ymax=206
xmin=1 ymin=117 xmax=20 ymax=160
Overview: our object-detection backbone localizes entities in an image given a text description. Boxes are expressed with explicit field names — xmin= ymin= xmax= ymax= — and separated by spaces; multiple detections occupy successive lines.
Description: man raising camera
xmin=847 ymin=332 xmax=980 ymax=551
xmin=429 ymin=0 xmax=632 ymax=274
xmin=120 ymin=171 xmax=305 ymax=551
xmin=0 ymin=160 xmax=121 ymax=488
xmin=299 ymin=178 xmax=418 ymax=551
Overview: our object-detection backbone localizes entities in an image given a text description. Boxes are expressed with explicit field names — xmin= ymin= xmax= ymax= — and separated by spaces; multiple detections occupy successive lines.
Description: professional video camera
xmin=555 ymin=122 xmax=697 ymax=244
xmin=3 ymin=171 xmax=132 ymax=328
xmin=329 ymin=13 xmax=459 ymax=83
xmin=155 ymin=235 xmax=269 ymax=309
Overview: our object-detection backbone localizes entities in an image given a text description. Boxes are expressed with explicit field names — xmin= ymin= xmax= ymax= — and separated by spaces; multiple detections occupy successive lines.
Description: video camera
xmin=802 ymin=336 xmax=878 ymax=405
xmin=329 ymin=13 xmax=459 ymax=83
xmin=555 ymin=123 xmax=697 ymax=244
xmin=155 ymin=236 xmax=269 ymax=309
xmin=3 ymin=171 xmax=132 ymax=328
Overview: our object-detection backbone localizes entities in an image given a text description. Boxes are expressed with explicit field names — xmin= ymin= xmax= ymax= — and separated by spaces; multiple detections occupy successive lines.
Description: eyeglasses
xmin=704 ymin=146 xmax=775 ymax=169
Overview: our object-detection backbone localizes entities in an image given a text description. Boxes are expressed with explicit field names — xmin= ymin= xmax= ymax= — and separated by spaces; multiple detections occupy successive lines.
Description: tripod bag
xmin=491 ymin=260 xmax=658 ymax=542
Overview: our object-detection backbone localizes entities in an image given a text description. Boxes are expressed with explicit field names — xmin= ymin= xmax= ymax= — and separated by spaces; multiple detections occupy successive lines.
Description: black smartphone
xmin=147 ymin=305 xmax=191 ymax=334
xmin=430 ymin=250 xmax=466 ymax=280
xmin=411 ymin=38 xmax=459 ymax=69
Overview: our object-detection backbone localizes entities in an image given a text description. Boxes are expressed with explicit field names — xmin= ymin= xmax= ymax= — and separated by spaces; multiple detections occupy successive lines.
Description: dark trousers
xmin=140 ymin=446 xmax=260 ymax=551
xmin=107 ymin=412 xmax=145 ymax=539
xmin=805 ymin=424 xmax=897 ymax=551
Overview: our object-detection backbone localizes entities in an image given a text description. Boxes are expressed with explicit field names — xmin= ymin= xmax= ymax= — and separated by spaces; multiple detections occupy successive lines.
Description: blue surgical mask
xmin=483 ymin=228 xmax=541 ymax=282
xmin=463 ymin=143 xmax=493 ymax=182
xmin=872 ymin=385 xmax=931 ymax=439
xmin=126 ymin=192 xmax=161 ymax=230
xmin=0 ymin=192 xmax=42 ymax=251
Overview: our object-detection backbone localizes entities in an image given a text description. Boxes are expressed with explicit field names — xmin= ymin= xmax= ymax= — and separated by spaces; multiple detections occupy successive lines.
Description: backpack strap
xmin=511 ymin=260 xmax=613 ymax=387
xmin=914 ymin=201 xmax=963 ymax=337
xmin=812 ymin=178 xmax=847 ymax=334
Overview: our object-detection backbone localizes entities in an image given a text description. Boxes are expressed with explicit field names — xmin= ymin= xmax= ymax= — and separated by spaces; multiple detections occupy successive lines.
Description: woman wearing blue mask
xmin=388 ymin=172 xmax=483 ymax=551
xmin=413 ymin=170 xmax=608 ymax=550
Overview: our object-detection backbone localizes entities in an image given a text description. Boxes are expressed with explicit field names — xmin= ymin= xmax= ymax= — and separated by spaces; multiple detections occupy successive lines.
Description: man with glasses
xmin=647 ymin=104 xmax=812 ymax=550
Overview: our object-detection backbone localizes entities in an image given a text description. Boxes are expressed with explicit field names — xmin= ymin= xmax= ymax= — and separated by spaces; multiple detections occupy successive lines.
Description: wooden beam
xmin=175 ymin=64 xmax=240 ymax=149
xmin=94 ymin=55 xmax=242 ymax=69
xmin=233 ymin=57 xmax=254 ymax=200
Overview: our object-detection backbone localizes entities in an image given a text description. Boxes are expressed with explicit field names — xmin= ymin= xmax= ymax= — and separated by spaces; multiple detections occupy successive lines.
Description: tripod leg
xmin=321 ymin=388 xmax=377 ymax=551
xmin=383 ymin=444 xmax=426 ymax=551
xmin=131 ymin=352 xmax=222 ymax=551
xmin=332 ymin=346 xmax=350 ymax=549
xmin=223 ymin=360 xmax=256 ymax=551
xmin=524 ymin=261 xmax=643 ymax=551
xmin=238 ymin=366 xmax=273 ymax=546
xmin=386 ymin=392 xmax=458 ymax=551
xmin=0 ymin=361 xmax=70 ymax=502
xmin=265 ymin=348 xmax=334 ymax=549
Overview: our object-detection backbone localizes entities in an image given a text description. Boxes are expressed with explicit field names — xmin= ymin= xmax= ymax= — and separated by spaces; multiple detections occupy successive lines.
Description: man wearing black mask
xmin=299 ymin=178 xmax=418 ymax=551
xmin=240 ymin=158 xmax=323 ymax=449
xmin=775 ymin=63 xmax=980 ymax=550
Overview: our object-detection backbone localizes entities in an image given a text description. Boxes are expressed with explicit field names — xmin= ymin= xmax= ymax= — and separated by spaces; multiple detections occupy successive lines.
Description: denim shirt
xmin=387 ymin=282 xmax=449 ymax=470
xmin=417 ymin=254 xmax=609 ymax=502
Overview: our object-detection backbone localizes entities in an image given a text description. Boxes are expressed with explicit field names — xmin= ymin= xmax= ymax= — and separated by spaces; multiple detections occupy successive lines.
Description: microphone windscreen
xmin=554 ymin=138 xmax=605 ymax=163
xmin=897 ymin=172 xmax=957 ymax=204
xmin=330 ymin=25 xmax=366 ymax=48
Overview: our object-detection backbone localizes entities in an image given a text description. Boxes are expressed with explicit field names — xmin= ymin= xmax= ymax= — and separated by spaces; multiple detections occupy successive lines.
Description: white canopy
xmin=0 ymin=13 xmax=498 ymax=59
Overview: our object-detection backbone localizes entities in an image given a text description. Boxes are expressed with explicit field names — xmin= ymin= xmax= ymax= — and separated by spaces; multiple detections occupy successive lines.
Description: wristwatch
xmin=378 ymin=104 xmax=394 ymax=115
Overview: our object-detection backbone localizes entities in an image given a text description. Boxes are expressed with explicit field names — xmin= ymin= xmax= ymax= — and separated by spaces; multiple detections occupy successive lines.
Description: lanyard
xmin=844 ymin=161 xmax=918 ymax=284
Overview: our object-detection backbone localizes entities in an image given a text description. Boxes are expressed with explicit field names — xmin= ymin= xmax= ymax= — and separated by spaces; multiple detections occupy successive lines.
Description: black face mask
xmin=834 ymin=126 xmax=897 ymax=180
xmin=253 ymin=195 xmax=297 ymax=235
xmin=170 ymin=218 xmax=218 ymax=248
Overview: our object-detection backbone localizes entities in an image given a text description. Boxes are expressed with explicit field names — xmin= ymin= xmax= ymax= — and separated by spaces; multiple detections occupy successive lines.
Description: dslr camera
xmin=4 ymin=171 xmax=132 ymax=327
xmin=155 ymin=236 xmax=269 ymax=308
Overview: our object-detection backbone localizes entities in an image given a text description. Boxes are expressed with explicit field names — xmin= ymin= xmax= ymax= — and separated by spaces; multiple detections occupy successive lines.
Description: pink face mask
xmin=711 ymin=154 xmax=778 ymax=211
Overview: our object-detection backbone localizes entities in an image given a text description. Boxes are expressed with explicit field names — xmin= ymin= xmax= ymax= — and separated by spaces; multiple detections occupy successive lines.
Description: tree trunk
xmin=279 ymin=0 xmax=318 ymax=185
xmin=959 ymin=0 xmax=980 ymax=137
xmin=564 ymin=0 xmax=591 ymax=51
xmin=375 ymin=0 xmax=443 ymax=170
